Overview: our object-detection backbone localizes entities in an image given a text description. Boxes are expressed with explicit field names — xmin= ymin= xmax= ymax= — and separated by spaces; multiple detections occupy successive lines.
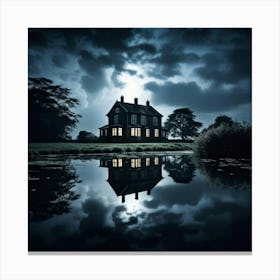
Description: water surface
xmin=28 ymin=154 xmax=251 ymax=251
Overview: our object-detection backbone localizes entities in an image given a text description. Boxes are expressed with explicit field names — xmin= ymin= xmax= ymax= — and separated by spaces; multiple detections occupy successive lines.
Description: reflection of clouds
xmin=29 ymin=155 xmax=251 ymax=251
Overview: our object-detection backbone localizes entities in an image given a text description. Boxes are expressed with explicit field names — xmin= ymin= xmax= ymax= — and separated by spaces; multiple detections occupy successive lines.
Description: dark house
xmin=99 ymin=96 xmax=167 ymax=142
xmin=100 ymin=156 xmax=163 ymax=203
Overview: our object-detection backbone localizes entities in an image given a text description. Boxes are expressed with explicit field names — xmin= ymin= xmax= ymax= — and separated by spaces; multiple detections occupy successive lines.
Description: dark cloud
xmin=52 ymin=54 xmax=68 ymax=68
xmin=28 ymin=28 xmax=252 ymax=135
xmin=145 ymin=80 xmax=251 ymax=113
xmin=195 ymin=48 xmax=251 ymax=83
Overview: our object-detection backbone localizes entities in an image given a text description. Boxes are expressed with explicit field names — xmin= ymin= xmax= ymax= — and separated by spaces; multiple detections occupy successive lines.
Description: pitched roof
xmin=107 ymin=101 xmax=162 ymax=117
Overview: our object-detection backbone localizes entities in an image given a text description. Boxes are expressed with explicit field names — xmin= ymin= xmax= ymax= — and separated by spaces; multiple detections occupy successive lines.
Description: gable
xmin=106 ymin=102 xmax=126 ymax=116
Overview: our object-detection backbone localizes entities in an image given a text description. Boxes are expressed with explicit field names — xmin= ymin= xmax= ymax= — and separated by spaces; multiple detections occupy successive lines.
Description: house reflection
xmin=100 ymin=156 xmax=163 ymax=203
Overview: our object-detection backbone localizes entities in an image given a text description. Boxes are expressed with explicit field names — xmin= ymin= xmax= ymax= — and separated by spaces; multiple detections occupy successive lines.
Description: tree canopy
xmin=28 ymin=78 xmax=80 ymax=141
xmin=77 ymin=130 xmax=98 ymax=142
xmin=164 ymin=108 xmax=202 ymax=140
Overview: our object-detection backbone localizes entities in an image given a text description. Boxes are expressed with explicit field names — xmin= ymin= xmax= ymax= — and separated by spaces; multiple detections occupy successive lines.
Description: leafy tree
xmin=164 ymin=108 xmax=202 ymax=140
xmin=213 ymin=115 xmax=234 ymax=127
xmin=29 ymin=160 xmax=81 ymax=222
xmin=164 ymin=155 xmax=195 ymax=183
xmin=28 ymin=77 xmax=80 ymax=141
xmin=77 ymin=130 xmax=98 ymax=142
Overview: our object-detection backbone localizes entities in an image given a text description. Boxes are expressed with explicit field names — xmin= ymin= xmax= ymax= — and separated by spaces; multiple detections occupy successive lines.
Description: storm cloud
xmin=28 ymin=28 xmax=252 ymax=136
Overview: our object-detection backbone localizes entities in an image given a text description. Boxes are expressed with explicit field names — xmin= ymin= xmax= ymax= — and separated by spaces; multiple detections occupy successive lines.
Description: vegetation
xmin=77 ymin=130 xmax=98 ymax=142
xmin=29 ymin=142 xmax=192 ymax=156
xmin=201 ymin=115 xmax=234 ymax=133
xmin=28 ymin=78 xmax=80 ymax=142
xmin=164 ymin=108 xmax=202 ymax=140
xmin=193 ymin=122 xmax=251 ymax=158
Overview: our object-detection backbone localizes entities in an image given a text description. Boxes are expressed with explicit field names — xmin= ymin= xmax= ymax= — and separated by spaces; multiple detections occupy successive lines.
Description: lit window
xmin=153 ymin=117 xmax=158 ymax=126
xmin=113 ymin=158 xmax=122 ymax=167
xmin=154 ymin=129 xmax=159 ymax=137
xmin=112 ymin=159 xmax=118 ymax=167
xmin=140 ymin=115 xmax=146 ymax=125
xmin=114 ymin=115 xmax=119 ymax=124
xmin=118 ymin=127 xmax=122 ymax=136
xmin=112 ymin=127 xmax=117 ymax=136
xmin=131 ymin=114 xmax=137 ymax=124
xmin=154 ymin=157 xmax=159 ymax=165
xmin=146 ymin=128 xmax=150 ymax=137
xmin=146 ymin=158 xmax=150 ymax=166
xmin=130 ymin=127 xmax=141 ymax=137
xmin=131 ymin=158 xmax=141 ymax=168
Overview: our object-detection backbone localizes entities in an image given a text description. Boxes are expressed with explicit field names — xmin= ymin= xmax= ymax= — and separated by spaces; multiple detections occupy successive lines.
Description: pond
xmin=28 ymin=153 xmax=251 ymax=252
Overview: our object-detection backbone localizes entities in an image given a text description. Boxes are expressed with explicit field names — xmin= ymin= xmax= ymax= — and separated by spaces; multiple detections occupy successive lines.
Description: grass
xmin=29 ymin=142 xmax=192 ymax=156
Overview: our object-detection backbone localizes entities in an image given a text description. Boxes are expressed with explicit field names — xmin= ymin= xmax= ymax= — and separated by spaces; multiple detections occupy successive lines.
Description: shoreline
xmin=28 ymin=142 xmax=193 ymax=156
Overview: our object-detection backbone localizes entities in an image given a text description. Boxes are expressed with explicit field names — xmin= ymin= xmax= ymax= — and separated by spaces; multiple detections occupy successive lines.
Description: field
xmin=29 ymin=142 xmax=192 ymax=156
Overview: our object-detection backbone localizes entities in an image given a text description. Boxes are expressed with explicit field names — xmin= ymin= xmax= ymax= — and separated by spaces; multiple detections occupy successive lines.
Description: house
xmin=100 ymin=156 xmax=163 ymax=203
xmin=99 ymin=96 xmax=167 ymax=142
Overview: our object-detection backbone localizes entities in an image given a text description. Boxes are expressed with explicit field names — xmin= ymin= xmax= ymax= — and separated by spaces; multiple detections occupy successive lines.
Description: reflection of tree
xmin=193 ymin=156 xmax=251 ymax=189
xmin=164 ymin=155 xmax=195 ymax=183
xmin=29 ymin=160 xmax=80 ymax=222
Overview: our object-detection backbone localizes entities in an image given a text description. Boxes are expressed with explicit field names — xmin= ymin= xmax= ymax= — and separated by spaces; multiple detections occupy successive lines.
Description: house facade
xmin=100 ymin=156 xmax=163 ymax=203
xmin=99 ymin=96 xmax=167 ymax=142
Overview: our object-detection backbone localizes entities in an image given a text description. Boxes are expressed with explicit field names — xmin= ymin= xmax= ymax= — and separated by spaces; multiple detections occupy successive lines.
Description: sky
xmin=28 ymin=28 xmax=252 ymax=137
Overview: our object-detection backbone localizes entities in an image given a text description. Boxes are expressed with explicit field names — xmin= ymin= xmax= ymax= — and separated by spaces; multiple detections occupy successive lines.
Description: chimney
xmin=120 ymin=96 xmax=124 ymax=103
xmin=146 ymin=100 xmax=150 ymax=106
xmin=134 ymin=98 xmax=138 ymax=105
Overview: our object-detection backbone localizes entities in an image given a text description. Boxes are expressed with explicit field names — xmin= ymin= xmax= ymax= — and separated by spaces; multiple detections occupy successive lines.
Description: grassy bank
xmin=29 ymin=142 xmax=192 ymax=156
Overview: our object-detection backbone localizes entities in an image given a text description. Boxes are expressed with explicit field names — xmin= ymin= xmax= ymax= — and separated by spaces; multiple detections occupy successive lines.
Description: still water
xmin=28 ymin=153 xmax=251 ymax=251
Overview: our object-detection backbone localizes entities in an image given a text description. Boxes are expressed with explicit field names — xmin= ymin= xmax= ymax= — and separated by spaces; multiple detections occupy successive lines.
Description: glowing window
xmin=112 ymin=159 xmax=118 ymax=167
xmin=131 ymin=127 xmax=141 ymax=137
xmin=118 ymin=127 xmax=122 ymax=136
xmin=131 ymin=158 xmax=141 ymax=168
xmin=154 ymin=157 xmax=159 ymax=165
xmin=146 ymin=158 xmax=150 ymax=166
xmin=112 ymin=127 xmax=117 ymax=136
xmin=113 ymin=158 xmax=122 ymax=167
xmin=154 ymin=129 xmax=159 ymax=137
xmin=146 ymin=128 xmax=150 ymax=137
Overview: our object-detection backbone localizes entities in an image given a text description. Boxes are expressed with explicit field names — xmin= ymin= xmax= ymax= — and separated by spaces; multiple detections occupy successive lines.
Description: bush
xmin=103 ymin=148 xmax=111 ymax=153
xmin=136 ymin=147 xmax=143 ymax=152
xmin=125 ymin=148 xmax=131 ymax=152
xmin=112 ymin=147 xmax=122 ymax=153
xmin=144 ymin=147 xmax=151 ymax=151
xmin=193 ymin=123 xmax=251 ymax=158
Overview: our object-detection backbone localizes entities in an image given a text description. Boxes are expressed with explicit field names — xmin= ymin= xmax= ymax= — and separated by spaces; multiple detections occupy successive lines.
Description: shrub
xmin=193 ymin=123 xmax=251 ymax=158
xmin=112 ymin=147 xmax=122 ymax=153
xmin=103 ymin=148 xmax=111 ymax=153
xmin=125 ymin=148 xmax=131 ymax=152
xmin=144 ymin=147 xmax=151 ymax=151
xmin=136 ymin=147 xmax=143 ymax=152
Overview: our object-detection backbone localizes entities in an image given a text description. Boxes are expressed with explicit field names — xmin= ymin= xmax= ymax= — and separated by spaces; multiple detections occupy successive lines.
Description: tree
xmin=164 ymin=108 xmax=202 ymax=140
xmin=213 ymin=115 xmax=234 ymax=128
xmin=28 ymin=77 xmax=80 ymax=142
xmin=77 ymin=130 xmax=98 ymax=142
